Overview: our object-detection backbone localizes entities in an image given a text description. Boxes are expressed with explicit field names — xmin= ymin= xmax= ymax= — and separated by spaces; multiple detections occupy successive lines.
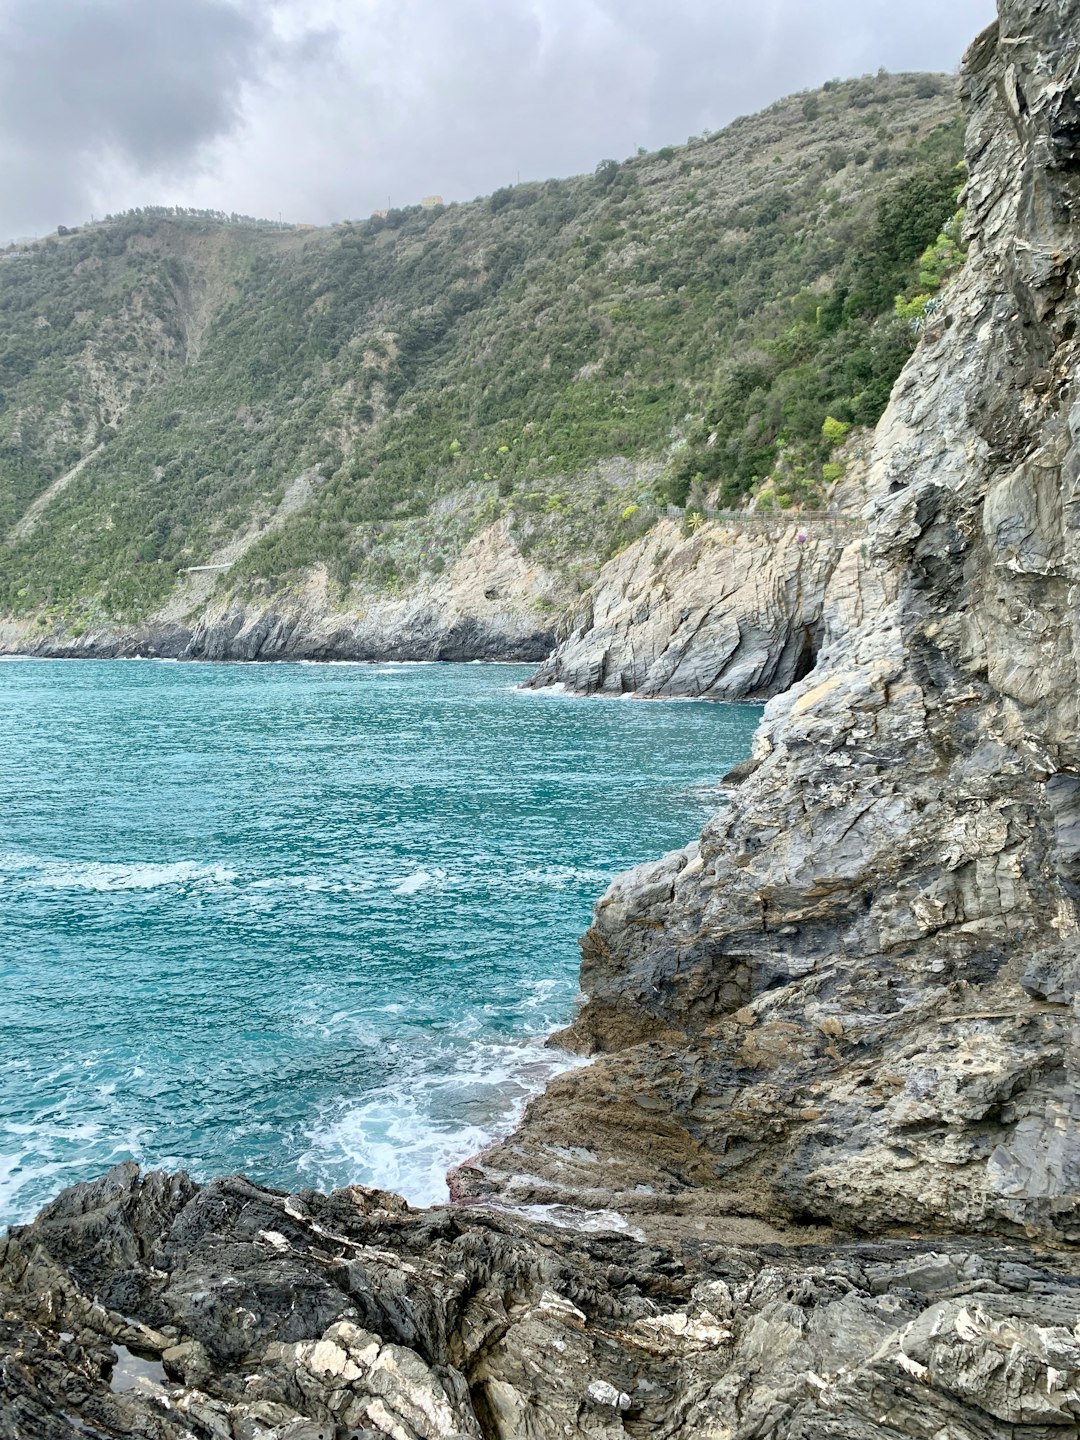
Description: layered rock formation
xmin=526 ymin=516 xmax=861 ymax=701
xmin=3 ymin=1162 xmax=1080 ymax=1439
xmin=459 ymin=1 xmax=1080 ymax=1247
xmin=2 ymin=505 xmax=865 ymax=698
xmin=5 ymin=7 xmax=1080 ymax=1438
xmin=0 ymin=521 xmax=561 ymax=663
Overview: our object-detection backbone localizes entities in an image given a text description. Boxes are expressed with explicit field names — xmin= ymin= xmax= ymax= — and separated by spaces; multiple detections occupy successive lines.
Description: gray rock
xmin=0 ymin=520 xmax=561 ymax=664
xmin=462 ymin=0 xmax=1080 ymax=1249
xmin=526 ymin=515 xmax=857 ymax=700
xmin=3 ymin=1163 xmax=1080 ymax=1439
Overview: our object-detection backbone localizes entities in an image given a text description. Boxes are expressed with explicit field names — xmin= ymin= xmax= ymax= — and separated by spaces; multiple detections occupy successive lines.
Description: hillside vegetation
xmin=0 ymin=72 xmax=963 ymax=629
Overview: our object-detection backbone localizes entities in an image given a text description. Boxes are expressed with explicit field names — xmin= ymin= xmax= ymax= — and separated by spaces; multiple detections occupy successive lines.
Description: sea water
xmin=0 ymin=659 xmax=761 ymax=1226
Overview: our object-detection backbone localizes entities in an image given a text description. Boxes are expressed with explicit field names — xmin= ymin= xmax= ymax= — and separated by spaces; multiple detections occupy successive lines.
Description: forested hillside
xmin=0 ymin=72 xmax=963 ymax=631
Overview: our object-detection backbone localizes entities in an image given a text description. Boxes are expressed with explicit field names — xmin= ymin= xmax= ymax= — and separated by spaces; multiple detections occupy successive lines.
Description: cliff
xmin=0 ymin=518 xmax=562 ymax=662
xmin=457 ymin=3 xmax=1080 ymax=1252
xmin=4 ymin=9 xmax=1080 ymax=1439
xmin=526 ymin=514 xmax=863 ymax=700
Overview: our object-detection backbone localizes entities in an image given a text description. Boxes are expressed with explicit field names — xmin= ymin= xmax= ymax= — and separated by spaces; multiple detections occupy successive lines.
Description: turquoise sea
xmin=0 ymin=659 xmax=761 ymax=1226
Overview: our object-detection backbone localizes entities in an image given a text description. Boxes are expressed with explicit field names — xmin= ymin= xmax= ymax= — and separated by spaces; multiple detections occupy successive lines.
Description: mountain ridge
xmin=1 ymin=70 xmax=962 ymax=667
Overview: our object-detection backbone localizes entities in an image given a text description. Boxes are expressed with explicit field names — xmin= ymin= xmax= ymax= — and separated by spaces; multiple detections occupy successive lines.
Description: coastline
xmin=4 ymin=5 xmax=1080 ymax=1434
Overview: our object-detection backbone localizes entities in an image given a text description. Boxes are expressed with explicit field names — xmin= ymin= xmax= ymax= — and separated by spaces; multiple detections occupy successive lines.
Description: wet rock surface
xmin=3 ymin=1161 xmax=1080 ymax=1439
xmin=460 ymin=0 xmax=1080 ymax=1245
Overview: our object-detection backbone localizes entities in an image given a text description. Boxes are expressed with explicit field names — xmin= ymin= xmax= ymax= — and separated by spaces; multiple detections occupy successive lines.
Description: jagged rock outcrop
xmin=457 ymin=2 xmax=1080 ymax=1245
xmin=526 ymin=516 xmax=862 ymax=700
xmin=3 ymin=1162 xmax=1080 ymax=1440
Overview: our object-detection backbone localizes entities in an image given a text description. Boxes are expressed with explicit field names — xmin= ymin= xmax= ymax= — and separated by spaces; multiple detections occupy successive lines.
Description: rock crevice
xmin=526 ymin=517 xmax=861 ymax=701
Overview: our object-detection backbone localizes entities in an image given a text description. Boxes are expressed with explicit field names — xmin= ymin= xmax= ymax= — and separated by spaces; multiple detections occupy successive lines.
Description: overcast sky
xmin=0 ymin=0 xmax=997 ymax=240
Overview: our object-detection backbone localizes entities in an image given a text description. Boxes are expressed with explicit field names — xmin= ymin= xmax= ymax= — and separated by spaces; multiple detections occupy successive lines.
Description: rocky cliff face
xmin=0 ymin=521 xmax=561 ymax=663
xmin=1 ymin=507 xmax=865 ymax=698
xmin=459 ymin=2 xmax=1080 ymax=1248
xmin=526 ymin=515 xmax=861 ymax=701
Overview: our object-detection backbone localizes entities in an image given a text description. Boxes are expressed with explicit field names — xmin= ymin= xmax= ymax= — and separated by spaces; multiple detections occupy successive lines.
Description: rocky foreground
xmin=4 ymin=4 xmax=1080 ymax=1438
xmin=2 ymin=1161 xmax=1079 ymax=1438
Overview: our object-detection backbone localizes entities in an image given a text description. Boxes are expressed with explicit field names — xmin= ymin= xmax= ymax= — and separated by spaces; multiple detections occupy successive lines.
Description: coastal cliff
xmin=1 ymin=76 xmax=960 ymax=662
xmin=3 ymin=8 xmax=1080 ymax=1439
xmin=526 ymin=514 xmax=862 ymax=701
xmin=1 ymin=510 xmax=860 ymax=700
xmin=0 ymin=519 xmax=562 ymax=662
xmin=460 ymin=2 xmax=1080 ymax=1246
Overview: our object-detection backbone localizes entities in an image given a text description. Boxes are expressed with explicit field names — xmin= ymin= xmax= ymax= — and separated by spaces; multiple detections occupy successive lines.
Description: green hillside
xmin=0 ymin=72 xmax=963 ymax=629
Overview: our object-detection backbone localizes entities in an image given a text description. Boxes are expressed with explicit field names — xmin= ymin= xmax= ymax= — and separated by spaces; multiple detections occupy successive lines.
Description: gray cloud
xmin=0 ymin=0 xmax=998 ymax=239
xmin=0 ymin=0 xmax=275 ymax=236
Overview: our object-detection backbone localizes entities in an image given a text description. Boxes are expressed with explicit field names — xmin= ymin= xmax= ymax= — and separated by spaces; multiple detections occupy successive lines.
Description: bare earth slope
xmin=458 ymin=2 xmax=1080 ymax=1247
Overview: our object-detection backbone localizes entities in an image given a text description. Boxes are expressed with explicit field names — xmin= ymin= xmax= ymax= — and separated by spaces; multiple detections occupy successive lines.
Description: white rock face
xmin=527 ymin=516 xmax=861 ymax=700
xmin=179 ymin=519 xmax=563 ymax=662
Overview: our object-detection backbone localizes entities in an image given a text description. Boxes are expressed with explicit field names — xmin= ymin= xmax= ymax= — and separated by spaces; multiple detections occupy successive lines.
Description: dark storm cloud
xmin=257 ymin=0 xmax=994 ymax=224
xmin=0 ymin=0 xmax=998 ymax=239
xmin=0 ymin=0 xmax=329 ymax=237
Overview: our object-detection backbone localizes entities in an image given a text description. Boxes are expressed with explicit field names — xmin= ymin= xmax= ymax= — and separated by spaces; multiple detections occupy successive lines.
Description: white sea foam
xmin=0 ymin=1120 xmax=107 ymax=1225
xmin=299 ymin=1031 xmax=585 ymax=1207
xmin=515 ymin=863 xmax=609 ymax=891
xmin=248 ymin=872 xmax=376 ymax=895
xmin=391 ymin=867 xmax=446 ymax=895
xmin=20 ymin=858 xmax=237 ymax=892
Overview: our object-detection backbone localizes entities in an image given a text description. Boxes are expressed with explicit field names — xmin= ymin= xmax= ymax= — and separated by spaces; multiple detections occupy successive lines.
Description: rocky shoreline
xmin=0 ymin=522 xmax=561 ymax=667
xmin=524 ymin=511 xmax=867 ymax=702
xmin=2 ymin=1162 xmax=1079 ymax=1439
xmin=4 ymin=4 xmax=1080 ymax=1437
xmin=0 ymin=510 xmax=856 ymax=701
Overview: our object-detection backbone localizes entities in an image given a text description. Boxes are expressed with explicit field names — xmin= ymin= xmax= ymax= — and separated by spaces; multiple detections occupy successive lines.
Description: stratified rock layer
xmin=0 ymin=521 xmax=560 ymax=663
xmin=526 ymin=516 xmax=861 ymax=701
xmin=460 ymin=3 xmax=1080 ymax=1244
xmin=3 ymin=1162 xmax=1080 ymax=1439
